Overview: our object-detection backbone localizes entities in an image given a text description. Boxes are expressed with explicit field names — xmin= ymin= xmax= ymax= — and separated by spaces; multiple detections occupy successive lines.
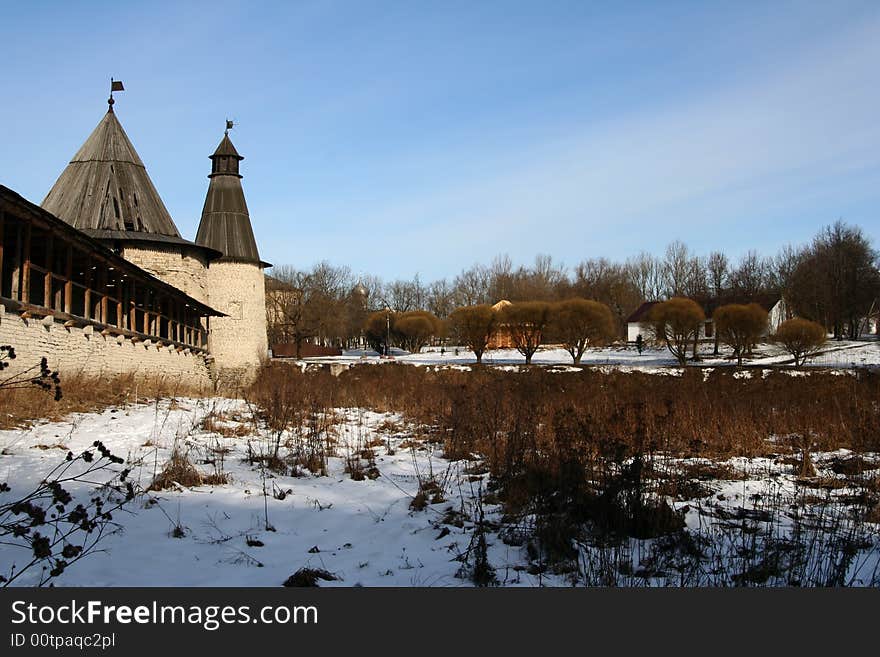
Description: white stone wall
xmin=0 ymin=306 xmax=212 ymax=387
xmin=122 ymin=245 xmax=209 ymax=305
xmin=205 ymin=261 xmax=268 ymax=375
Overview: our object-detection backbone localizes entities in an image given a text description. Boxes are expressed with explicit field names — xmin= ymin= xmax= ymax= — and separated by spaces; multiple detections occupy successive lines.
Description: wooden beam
xmin=129 ymin=281 xmax=136 ymax=332
xmin=99 ymin=267 xmax=107 ymax=324
xmin=84 ymin=264 xmax=92 ymax=321
xmin=64 ymin=245 xmax=73 ymax=314
xmin=43 ymin=232 xmax=53 ymax=309
xmin=21 ymin=220 xmax=31 ymax=303
xmin=10 ymin=222 xmax=21 ymax=301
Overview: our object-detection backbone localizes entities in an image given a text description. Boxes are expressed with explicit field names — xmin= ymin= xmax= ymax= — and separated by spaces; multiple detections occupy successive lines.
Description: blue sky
xmin=2 ymin=1 xmax=879 ymax=280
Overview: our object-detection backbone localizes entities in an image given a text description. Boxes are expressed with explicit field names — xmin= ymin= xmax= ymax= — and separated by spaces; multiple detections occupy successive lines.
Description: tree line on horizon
xmin=266 ymin=220 xmax=880 ymax=353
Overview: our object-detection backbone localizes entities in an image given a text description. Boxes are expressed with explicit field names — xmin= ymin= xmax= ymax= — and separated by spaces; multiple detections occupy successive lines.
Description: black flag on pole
xmin=111 ymin=79 xmax=124 ymax=92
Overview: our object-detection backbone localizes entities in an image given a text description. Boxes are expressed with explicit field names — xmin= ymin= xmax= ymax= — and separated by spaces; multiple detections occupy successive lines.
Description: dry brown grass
xmin=148 ymin=446 xmax=230 ymax=491
xmin=251 ymin=362 xmax=880 ymax=460
xmin=248 ymin=362 xmax=880 ymax=550
xmin=0 ymin=372 xmax=212 ymax=429
xmin=200 ymin=414 xmax=251 ymax=438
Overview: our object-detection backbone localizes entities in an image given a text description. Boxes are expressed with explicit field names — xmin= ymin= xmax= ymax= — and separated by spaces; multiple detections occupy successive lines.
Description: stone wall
xmin=121 ymin=244 xmax=209 ymax=305
xmin=206 ymin=261 xmax=268 ymax=376
xmin=0 ymin=305 xmax=212 ymax=387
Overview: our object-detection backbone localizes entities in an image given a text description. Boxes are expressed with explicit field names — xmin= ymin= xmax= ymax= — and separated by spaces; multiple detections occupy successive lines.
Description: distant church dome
xmin=352 ymin=281 xmax=368 ymax=299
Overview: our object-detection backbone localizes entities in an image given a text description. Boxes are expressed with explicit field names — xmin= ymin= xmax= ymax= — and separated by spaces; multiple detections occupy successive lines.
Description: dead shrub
xmin=283 ymin=568 xmax=338 ymax=587
xmin=149 ymin=446 xmax=229 ymax=490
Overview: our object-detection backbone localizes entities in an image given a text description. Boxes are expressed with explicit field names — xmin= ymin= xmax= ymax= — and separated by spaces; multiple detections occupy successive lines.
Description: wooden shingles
xmin=41 ymin=108 xmax=182 ymax=238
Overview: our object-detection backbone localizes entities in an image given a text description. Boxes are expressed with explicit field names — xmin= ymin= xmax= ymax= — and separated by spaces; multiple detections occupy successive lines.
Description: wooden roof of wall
xmin=1 ymin=185 xmax=223 ymax=317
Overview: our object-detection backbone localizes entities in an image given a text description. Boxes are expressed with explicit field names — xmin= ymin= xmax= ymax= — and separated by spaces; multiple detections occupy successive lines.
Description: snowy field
xmin=298 ymin=339 xmax=880 ymax=371
xmin=2 ymin=396 xmax=878 ymax=586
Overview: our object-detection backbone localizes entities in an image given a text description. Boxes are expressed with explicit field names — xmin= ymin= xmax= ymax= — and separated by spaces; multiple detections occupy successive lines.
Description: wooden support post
xmin=129 ymin=281 xmax=136 ymax=332
xmin=64 ymin=246 xmax=73 ymax=314
xmin=44 ymin=233 xmax=53 ymax=309
xmin=10 ymin=222 xmax=21 ymax=301
xmin=174 ymin=303 xmax=180 ymax=343
xmin=99 ymin=267 xmax=107 ymax=324
xmin=84 ymin=264 xmax=93 ymax=321
xmin=21 ymin=220 xmax=31 ymax=304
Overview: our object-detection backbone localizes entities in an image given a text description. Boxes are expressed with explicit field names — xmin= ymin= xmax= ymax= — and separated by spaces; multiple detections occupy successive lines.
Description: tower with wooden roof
xmin=195 ymin=126 xmax=269 ymax=371
xmin=40 ymin=87 xmax=269 ymax=376
xmin=41 ymin=95 xmax=219 ymax=305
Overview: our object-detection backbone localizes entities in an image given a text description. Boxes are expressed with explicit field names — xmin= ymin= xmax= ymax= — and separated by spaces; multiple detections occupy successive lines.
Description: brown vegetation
xmin=773 ymin=318 xmax=827 ymax=367
xmin=714 ymin=302 xmax=768 ymax=366
xmin=0 ymin=373 xmax=210 ymax=430
xmin=252 ymin=362 xmax=880 ymax=460
xmin=500 ymin=301 xmax=552 ymax=364
xmin=148 ymin=445 xmax=230 ymax=491
xmin=447 ymin=305 xmax=496 ymax=363
xmin=649 ymin=297 xmax=706 ymax=365
xmin=249 ymin=362 xmax=880 ymax=568
xmin=550 ymin=298 xmax=616 ymax=363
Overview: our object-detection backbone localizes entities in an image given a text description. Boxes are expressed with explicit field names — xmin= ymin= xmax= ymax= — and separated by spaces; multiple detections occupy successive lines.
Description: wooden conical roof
xmin=41 ymin=106 xmax=182 ymax=238
xmin=195 ymin=132 xmax=267 ymax=266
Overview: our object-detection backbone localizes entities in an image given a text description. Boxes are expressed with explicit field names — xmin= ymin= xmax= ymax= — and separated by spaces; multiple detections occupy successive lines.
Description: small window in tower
xmin=113 ymin=198 xmax=120 ymax=220
xmin=120 ymin=189 xmax=134 ymax=230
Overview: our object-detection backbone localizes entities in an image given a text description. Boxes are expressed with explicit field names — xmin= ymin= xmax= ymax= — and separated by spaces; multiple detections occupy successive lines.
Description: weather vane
xmin=225 ymin=119 xmax=234 ymax=135
xmin=108 ymin=77 xmax=124 ymax=111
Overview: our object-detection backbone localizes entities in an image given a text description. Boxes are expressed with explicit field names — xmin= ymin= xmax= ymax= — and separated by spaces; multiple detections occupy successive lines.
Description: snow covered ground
xmin=1 ymin=396 xmax=878 ymax=586
xmin=305 ymin=339 xmax=880 ymax=371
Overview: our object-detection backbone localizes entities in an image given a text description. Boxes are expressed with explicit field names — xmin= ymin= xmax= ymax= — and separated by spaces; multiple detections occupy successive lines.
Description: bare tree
xmin=729 ymin=250 xmax=772 ymax=299
xmin=662 ymin=240 xmax=693 ymax=298
xmin=453 ymin=264 xmax=492 ymax=307
xmin=626 ymin=252 xmax=665 ymax=301
xmin=707 ymin=251 xmax=729 ymax=297
xmin=383 ymin=275 xmax=427 ymax=313
xmin=427 ymin=278 xmax=456 ymax=319
xmin=570 ymin=258 xmax=641 ymax=338
xmin=788 ymin=222 xmax=880 ymax=339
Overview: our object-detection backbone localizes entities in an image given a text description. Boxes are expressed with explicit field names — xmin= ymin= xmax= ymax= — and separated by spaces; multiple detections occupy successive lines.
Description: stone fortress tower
xmin=195 ymin=128 xmax=269 ymax=373
xmin=40 ymin=94 xmax=268 ymax=378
